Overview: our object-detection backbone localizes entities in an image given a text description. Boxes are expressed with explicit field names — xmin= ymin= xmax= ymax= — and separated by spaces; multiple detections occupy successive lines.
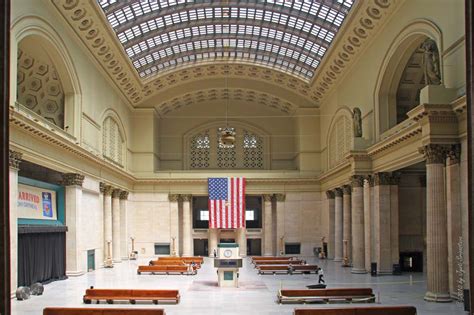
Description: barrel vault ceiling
xmin=52 ymin=0 xmax=401 ymax=114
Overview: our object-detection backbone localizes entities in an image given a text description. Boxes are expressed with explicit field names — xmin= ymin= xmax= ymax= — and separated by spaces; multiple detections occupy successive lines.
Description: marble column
xmin=363 ymin=177 xmax=373 ymax=272
xmin=181 ymin=194 xmax=193 ymax=257
xmin=169 ymin=194 xmax=180 ymax=256
xmin=208 ymin=228 xmax=219 ymax=257
xmin=342 ymin=185 xmax=352 ymax=265
xmin=63 ymin=173 xmax=85 ymax=276
xmin=103 ymin=185 xmax=113 ymax=266
xmin=390 ymin=173 xmax=400 ymax=267
xmin=98 ymin=183 xmax=105 ymax=266
xmin=334 ymin=188 xmax=343 ymax=262
xmin=373 ymin=172 xmax=392 ymax=275
xmin=326 ymin=190 xmax=335 ymax=260
xmin=446 ymin=145 xmax=462 ymax=299
xmin=111 ymin=189 xmax=121 ymax=263
xmin=263 ymin=194 xmax=273 ymax=256
xmin=275 ymin=193 xmax=286 ymax=256
xmin=237 ymin=228 xmax=247 ymax=257
xmin=9 ymin=150 xmax=22 ymax=293
xmin=421 ymin=144 xmax=451 ymax=302
xmin=119 ymin=191 xmax=129 ymax=260
xmin=351 ymin=175 xmax=366 ymax=273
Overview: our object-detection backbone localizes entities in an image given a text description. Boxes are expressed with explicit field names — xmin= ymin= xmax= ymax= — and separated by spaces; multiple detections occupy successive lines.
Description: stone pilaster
xmin=102 ymin=184 xmax=113 ymax=265
xmin=63 ymin=173 xmax=85 ymax=276
xmin=119 ymin=191 xmax=129 ymax=260
xmin=111 ymin=189 xmax=121 ymax=263
xmin=326 ymin=190 xmax=336 ymax=260
xmin=181 ymin=194 xmax=193 ymax=257
xmin=263 ymin=194 xmax=273 ymax=256
xmin=168 ymin=194 xmax=180 ymax=256
xmin=420 ymin=144 xmax=451 ymax=302
xmin=237 ymin=228 xmax=247 ymax=257
xmin=363 ymin=177 xmax=372 ymax=272
xmin=342 ymin=184 xmax=352 ymax=265
xmin=351 ymin=176 xmax=365 ymax=273
xmin=275 ymin=193 xmax=285 ymax=256
xmin=373 ymin=172 xmax=392 ymax=275
xmin=208 ymin=228 xmax=219 ymax=257
xmin=9 ymin=150 xmax=22 ymax=294
xmin=334 ymin=188 xmax=343 ymax=262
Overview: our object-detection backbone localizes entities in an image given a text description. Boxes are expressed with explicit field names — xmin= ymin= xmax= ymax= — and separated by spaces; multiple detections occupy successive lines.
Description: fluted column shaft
xmin=263 ymin=194 xmax=273 ymax=256
xmin=342 ymin=185 xmax=352 ymax=264
xmin=9 ymin=150 xmax=22 ymax=293
xmin=119 ymin=191 xmax=129 ymax=260
xmin=446 ymin=145 xmax=462 ymax=299
xmin=363 ymin=178 xmax=372 ymax=272
xmin=182 ymin=195 xmax=193 ymax=257
xmin=422 ymin=144 xmax=451 ymax=302
xmin=374 ymin=173 xmax=392 ymax=275
xmin=63 ymin=173 xmax=85 ymax=276
xmin=169 ymin=194 xmax=180 ymax=256
xmin=351 ymin=176 xmax=365 ymax=273
xmin=326 ymin=191 xmax=336 ymax=259
xmin=112 ymin=189 xmax=121 ymax=263
xmin=275 ymin=194 xmax=286 ymax=256
xmin=103 ymin=186 xmax=113 ymax=263
xmin=334 ymin=188 xmax=343 ymax=262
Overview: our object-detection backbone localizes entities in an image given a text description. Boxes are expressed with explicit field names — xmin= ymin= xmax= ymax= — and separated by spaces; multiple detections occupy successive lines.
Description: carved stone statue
xmin=352 ymin=107 xmax=362 ymax=137
xmin=421 ymin=38 xmax=441 ymax=85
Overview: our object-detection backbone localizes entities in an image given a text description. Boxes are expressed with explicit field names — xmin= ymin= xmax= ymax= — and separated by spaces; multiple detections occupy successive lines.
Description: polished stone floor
xmin=12 ymin=256 xmax=466 ymax=314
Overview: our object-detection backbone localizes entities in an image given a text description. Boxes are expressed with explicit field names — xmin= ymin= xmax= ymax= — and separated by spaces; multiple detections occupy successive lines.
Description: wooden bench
xmin=150 ymin=260 xmax=201 ymax=269
xmin=159 ymin=256 xmax=204 ymax=264
xmin=83 ymin=289 xmax=180 ymax=305
xmin=257 ymin=265 xmax=290 ymax=274
xmin=278 ymin=288 xmax=375 ymax=304
xmin=137 ymin=265 xmax=195 ymax=275
xmin=44 ymin=308 xmax=166 ymax=315
xmin=254 ymin=260 xmax=303 ymax=266
xmin=252 ymin=256 xmax=295 ymax=263
xmin=290 ymin=265 xmax=319 ymax=274
xmin=293 ymin=306 xmax=417 ymax=315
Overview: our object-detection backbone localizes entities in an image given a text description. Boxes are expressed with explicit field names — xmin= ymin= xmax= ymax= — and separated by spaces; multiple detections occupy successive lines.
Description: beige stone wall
xmin=81 ymin=185 xmax=104 ymax=269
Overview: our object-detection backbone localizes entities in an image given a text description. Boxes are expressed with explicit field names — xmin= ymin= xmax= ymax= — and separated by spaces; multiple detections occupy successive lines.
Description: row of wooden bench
xmin=83 ymin=288 xmax=180 ymax=305
xmin=278 ymin=288 xmax=375 ymax=304
xmin=137 ymin=256 xmax=204 ymax=275
xmin=257 ymin=264 xmax=319 ymax=275
xmin=43 ymin=306 xmax=417 ymax=315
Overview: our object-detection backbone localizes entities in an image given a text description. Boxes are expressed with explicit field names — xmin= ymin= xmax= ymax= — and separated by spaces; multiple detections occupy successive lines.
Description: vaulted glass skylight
xmin=97 ymin=0 xmax=355 ymax=81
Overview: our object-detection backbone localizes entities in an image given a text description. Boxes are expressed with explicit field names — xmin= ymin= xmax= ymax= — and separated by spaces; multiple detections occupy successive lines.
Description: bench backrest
xmin=85 ymin=289 xmax=179 ymax=299
xmin=138 ymin=265 xmax=188 ymax=271
xmin=255 ymin=260 xmax=303 ymax=265
xmin=293 ymin=265 xmax=318 ymax=270
xmin=293 ymin=306 xmax=416 ymax=315
xmin=252 ymin=257 xmax=295 ymax=261
xmin=258 ymin=265 xmax=289 ymax=270
xmin=159 ymin=257 xmax=204 ymax=263
xmin=281 ymin=288 xmax=373 ymax=297
xmin=44 ymin=308 xmax=165 ymax=315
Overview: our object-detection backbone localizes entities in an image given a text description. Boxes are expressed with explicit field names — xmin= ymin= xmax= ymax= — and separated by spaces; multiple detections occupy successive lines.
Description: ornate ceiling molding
xmin=156 ymin=87 xmax=297 ymax=116
xmin=308 ymin=0 xmax=404 ymax=102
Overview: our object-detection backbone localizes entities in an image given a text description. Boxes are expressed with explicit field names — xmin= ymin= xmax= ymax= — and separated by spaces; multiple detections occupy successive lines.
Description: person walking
xmin=318 ymin=267 xmax=325 ymax=284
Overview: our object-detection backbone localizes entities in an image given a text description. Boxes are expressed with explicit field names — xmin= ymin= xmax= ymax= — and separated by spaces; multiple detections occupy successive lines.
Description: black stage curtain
xmin=18 ymin=232 xmax=67 ymax=287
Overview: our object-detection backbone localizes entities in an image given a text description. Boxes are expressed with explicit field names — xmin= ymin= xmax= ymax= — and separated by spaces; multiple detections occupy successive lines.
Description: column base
xmin=351 ymin=268 xmax=367 ymax=274
xmin=424 ymin=291 xmax=452 ymax=303
xmin=104 ymin=259 xmax=114 ymax=268
xmin=66 ymin=270 xmax=85 ymax=277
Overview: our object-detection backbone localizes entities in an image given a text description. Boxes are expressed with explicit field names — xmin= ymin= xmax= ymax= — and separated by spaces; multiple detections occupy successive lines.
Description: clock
xmin=223 ymin=249 xmax=232 ymax=258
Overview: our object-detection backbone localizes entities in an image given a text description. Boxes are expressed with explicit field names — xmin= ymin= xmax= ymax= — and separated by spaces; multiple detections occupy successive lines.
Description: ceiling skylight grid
xmin=97 ymin=0 xmax=355 ymax=81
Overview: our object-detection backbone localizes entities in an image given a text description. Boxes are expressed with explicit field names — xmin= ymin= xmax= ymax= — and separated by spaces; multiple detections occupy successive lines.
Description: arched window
xmin=186 ymin=124 xmax=267 ymax=169
xmin=16 ymin=48 xmax=65 ymax=128
xmin=328 ymin=114 xmax=352 ymax=169
xmin=102 ymin=117 xmax=125 ymax=167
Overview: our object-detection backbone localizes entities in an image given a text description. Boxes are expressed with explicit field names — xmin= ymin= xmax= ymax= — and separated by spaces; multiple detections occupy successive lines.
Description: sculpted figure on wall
xmin=421 ymin=38 xmax=441 ymax=85
xmin=352 ymin=107 xmax=362 ymax=137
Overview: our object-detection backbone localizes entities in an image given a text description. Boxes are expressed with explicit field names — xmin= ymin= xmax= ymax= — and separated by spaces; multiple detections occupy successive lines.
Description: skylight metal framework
xmin=97 ymin=0 xmax=355 ymax=81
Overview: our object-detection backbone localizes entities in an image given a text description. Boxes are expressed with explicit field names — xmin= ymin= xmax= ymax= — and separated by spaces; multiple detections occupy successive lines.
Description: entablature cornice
xmin=368 ymin=121 xmax=422 ymax=157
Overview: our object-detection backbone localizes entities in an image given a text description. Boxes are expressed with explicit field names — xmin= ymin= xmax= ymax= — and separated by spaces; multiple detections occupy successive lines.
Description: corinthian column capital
xmin=181 ymin=194 xmax=192 ymax=202
xmin=334 ymin=188 xmax=343 ymax=197
xmin=342 ymin=185 xmax=352 ymax=195
xmin=62 ymin=173 xmax=85 ymax=186
xmin=350 ymin=175 xmax=365 ymax=188
xmin=112 ymin=188 xmax=121 ymax=199
xmin=274 ymin=193 xmax=286 ymax=202
xmin=168 ymin=194 xmax=180 ymax=202
xmin=419 ymin=144 xmax=449 ymax=165
xmin=325 ymin=190 xmax=335 ymax=199
xmin=9 ymin=150 xmax=22 ymax=169
xmin=119 ymin=191 xmax=129 ymax=200
xmin=262 ymin=194 xmax=273 ymax=202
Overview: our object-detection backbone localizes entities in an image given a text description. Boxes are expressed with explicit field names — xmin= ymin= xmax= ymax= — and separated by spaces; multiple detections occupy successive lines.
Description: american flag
xmin=208 ymin=177 xmax=246 ymax=229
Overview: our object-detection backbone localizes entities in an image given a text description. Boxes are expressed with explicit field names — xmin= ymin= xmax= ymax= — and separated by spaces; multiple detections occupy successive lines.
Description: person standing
xmin=318 ymin=267 xmax=325 ymax=284
xmin=213 ymin=249 xmax=217 ymax=258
